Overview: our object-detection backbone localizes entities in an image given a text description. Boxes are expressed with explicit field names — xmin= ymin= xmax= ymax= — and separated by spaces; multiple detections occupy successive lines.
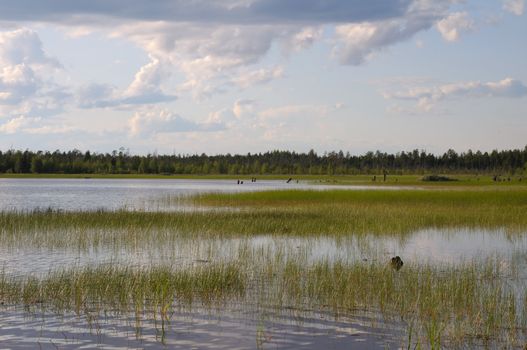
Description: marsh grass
xmin=0 ymin=263 xmax=246 ymax=316
xmin=0 ymin=189 xmax=526 ymax=236
xmin=0 ymin=258 xmax=524 ymax=348
xmin=0 ymin=188 xmax=526 ymax=252
xmin=1 ymin=187 xmax=527 ymax=347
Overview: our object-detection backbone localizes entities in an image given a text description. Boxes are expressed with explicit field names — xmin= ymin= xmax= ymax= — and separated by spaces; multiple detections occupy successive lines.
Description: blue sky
xmin=0 ymin=0 xmax=525 ymax=155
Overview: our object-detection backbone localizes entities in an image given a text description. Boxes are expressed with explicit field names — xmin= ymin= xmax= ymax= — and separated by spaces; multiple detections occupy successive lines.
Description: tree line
xmin=0 ymin=147 xmax=526 ymax=175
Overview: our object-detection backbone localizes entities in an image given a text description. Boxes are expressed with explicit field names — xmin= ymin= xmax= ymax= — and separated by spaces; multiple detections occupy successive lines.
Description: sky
xmin=0 ymin=0 xmax=526 ymax=155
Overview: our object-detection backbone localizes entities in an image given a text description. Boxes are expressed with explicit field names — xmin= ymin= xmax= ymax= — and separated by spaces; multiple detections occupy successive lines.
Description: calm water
xmin=0 ymin=178 xmax=406 ymax=212
xmin=1 ymin=228 xmax=526 ymax=277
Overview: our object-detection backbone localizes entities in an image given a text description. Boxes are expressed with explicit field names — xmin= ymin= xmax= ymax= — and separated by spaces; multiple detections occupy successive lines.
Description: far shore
xmin=0 ymin=173 xmax=525 ymax=187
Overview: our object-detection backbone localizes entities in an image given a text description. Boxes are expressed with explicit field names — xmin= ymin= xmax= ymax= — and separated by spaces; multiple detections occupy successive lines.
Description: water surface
xmin=1 ymin=228 xmax=526 ymax=277
xmin=0 ymin=178 xmax=408 ymax=212
xmin=0 ymin=178 xmax=525 ymax=349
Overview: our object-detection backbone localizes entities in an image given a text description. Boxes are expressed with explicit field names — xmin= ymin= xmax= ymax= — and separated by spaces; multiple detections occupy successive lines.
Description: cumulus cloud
xmin=77 ymin=56 xmax=177 ymax=108
xmin=122 ymin=56 xmax=177 ymax=104
xmin=0 ymin=27 xmax=69 ymax=124
xmin=436 ymin=12 xmax=474 ymax=42
xmin=204 ymin=99 xmax=257 ymax=129
xmin=0 ymin=28 xmax=61 ymax=106
xmin=0 ymin=64 xmax=40 ymax=104
xmin=233 ymin=66 xmax=284 ymax=89
xmin=128 ymin=108 xmax=224 ymax=136
xmin=112 ymin=22 xmax=296 ymax=99
xmin=384 ymin=77 xmax=527 ymax=111
xmin=503 ymin=0 xmax=524 ymax=15
xmin=0 ymin=1 xmax=458 ymax=100
xmin=0 ymin=0 xmax=468 ymax=116
xmin=333 ymin=1 xmax=450 ymax=65
xmin=0 ymin=28 xmax=60 ymax=67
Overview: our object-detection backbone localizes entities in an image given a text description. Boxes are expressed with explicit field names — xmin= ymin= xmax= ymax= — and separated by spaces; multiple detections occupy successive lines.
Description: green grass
xmin=1 ymin=188 xmax=526 ymax=250
xmin=192 ymin=186 xmax=527 ymax=206
xmin=0 ymin=263 xmax=246 ymax=314
xmin=1 ymin=185 xmax=526 ymax=347
xmin=0 ymin=258 xmax=524 ymax=348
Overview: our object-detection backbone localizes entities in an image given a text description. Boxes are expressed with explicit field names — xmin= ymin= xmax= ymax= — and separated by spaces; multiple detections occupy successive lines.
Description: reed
xmin=0 ymin=257 xmax=523 ymax=348
xmin=0 ymin=188 xmax=525 ymax=250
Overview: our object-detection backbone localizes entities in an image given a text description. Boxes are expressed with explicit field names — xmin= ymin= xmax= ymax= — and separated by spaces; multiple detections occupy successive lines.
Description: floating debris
xmin=390 ymin=256 xmax=403 ymax=271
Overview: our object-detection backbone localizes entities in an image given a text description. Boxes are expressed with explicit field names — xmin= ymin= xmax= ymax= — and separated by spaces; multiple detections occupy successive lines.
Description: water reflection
xmin=1 ymin=228 xmax=526 ymax=277
xmin=0 ymin=178 xmax=411 ymax=212
xmin=0 ymin=305 xmax=403 ymax=349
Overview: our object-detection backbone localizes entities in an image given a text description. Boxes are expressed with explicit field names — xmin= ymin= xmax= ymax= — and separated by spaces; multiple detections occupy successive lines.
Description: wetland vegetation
xmin=1 ymin=257 xmax=525 ymax=348
xmin=1 ymin=188 xmax=526 ymax=249
xmin=1 ymin=179 xmax=527 ymax=348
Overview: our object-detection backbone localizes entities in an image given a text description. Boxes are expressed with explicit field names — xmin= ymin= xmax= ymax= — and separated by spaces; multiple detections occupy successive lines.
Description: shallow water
xmin=0 ymin=178 xmax=526 ymax=349
xmin=0 ymin=178 xmax=409 ymax=212
xmin=1 ymin=228 xmax=526 ymax=277
xmin=0 ymin=305 xmax=403 ymax=350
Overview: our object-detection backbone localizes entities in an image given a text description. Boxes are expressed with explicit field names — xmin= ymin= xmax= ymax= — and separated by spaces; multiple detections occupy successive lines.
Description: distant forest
xmin=1 ymin=147 xmax=526 ymax=175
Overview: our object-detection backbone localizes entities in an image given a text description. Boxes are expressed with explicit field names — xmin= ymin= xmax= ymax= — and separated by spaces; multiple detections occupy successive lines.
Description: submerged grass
xmin=0 ymin=263 xmax=246 ymax=314
xmin=0 ymin=258 xmax=524 ymax=348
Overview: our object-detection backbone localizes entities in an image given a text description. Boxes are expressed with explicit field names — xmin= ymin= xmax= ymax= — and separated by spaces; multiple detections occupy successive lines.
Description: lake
xmin=0 ymin=178 xmax=407 ymax=212
xmin=0 ymin=178 xmax=525 ymax=349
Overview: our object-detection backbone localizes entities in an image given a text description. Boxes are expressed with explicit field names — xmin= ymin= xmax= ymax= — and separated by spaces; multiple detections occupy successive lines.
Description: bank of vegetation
xmin=1 ymin=189 xmax=526 ymax=249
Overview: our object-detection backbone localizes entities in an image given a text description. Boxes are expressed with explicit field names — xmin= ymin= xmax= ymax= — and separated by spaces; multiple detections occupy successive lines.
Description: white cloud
xmin=0 ymin=114 xmax=78 ymax=135
xmin=233 ymin=99 xmax=256 ymax=119
xmin=0 ymin=28 xmax=60 ymax=106
xmin=503 ymin=0 xmax=524 ymax=15
xmin=436 ymin=12 xmax=474 ymax=42
xmin=384 ymin=77 xmax=527 ymax=111
xmin=129 ymin=108 xmax=224 ymax=137
xmin=0 ymin=64 xmax=40 ymax=105
xmin=202 ymin=101 xmax=342 ymax=143
xmin=0 ymin=28 xmax=60 ymax=67
xmin=0 ymin=115 xmax=34 ymax=134
xmin=122 ymin=56 xmax=177 ymax=104
xmin=114 ymin=23 xmax=293 ymax=99
xmin=233 ymin=66 xmax=284 ymax=89
xmin=24 ymin=124 xmax=76 ymax=135
xmin=284 ymin=27 xmax=323 ymax=53
xmin=333 ymin=1 xmax=451 ymax=65
xmin=0 ymin=28 xmax=68 ymax=122
xmin=204 ymin=99 xmax=256 ymax=129
xmin=1 ymin=1 xmax=460 ymax=104
xmin=76 ymin=56 xmax=177 ymax=108
xmin=92 ymin=1 xmax=454 ymax=97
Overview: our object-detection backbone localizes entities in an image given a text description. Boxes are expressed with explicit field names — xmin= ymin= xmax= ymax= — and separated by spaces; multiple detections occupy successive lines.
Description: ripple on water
xmin=0 ymin=305 xmax=403 ymax=349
